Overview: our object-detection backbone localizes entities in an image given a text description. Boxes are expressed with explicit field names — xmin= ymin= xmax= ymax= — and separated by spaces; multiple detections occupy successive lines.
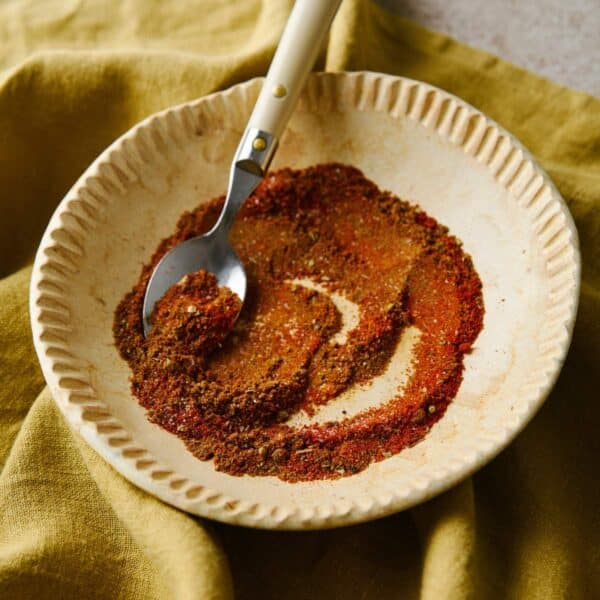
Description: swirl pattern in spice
xmin=114 ymin=164 xmax=484 ymax=482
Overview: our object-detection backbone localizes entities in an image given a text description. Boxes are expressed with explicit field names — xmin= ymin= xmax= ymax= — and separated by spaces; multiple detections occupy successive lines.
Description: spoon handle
xmin=234 ymin=0 xmax=342 ymax=176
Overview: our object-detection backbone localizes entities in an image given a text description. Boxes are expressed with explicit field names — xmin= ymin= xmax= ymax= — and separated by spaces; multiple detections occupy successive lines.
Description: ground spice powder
xmin=114 ymin=164 xmax=484 ymax=482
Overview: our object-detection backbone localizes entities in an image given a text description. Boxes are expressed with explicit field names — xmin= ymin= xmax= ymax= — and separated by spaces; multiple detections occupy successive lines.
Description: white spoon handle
xmin=235 ymin=0 xmax=342 ymax=175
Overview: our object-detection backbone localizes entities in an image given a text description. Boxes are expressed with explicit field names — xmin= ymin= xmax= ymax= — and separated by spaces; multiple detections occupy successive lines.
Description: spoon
xmin=142 ymin=0 xmax=342 ymax=335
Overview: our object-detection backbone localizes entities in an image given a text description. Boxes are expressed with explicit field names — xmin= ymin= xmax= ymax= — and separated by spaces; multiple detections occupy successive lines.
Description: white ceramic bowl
xmin=30 ymin=72 xmax=579 ymax=529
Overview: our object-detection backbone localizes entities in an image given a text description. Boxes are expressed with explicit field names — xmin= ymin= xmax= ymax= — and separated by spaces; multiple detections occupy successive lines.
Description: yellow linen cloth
xmin=0 ymin=1 xmax=598 ymax=598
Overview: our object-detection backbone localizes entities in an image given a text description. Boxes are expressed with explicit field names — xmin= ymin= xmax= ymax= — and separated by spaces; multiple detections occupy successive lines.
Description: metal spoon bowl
xmin=142 ymin=156 xmax=262 ymax=335
xmin=142 ymin=234 xmax=247 ymax=335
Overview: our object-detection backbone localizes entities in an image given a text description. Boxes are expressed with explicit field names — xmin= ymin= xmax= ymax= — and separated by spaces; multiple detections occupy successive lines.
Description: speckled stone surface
xmin=379 ymin=0 xmax=599 ymax=96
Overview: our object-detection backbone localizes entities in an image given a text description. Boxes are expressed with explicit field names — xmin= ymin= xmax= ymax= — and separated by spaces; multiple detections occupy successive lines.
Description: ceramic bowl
xmin=30 ymin=72 xmax=580 ymax=529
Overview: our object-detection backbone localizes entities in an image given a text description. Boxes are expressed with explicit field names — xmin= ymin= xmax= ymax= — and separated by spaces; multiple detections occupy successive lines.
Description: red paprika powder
xmin=114 ymin=164 xmax=484 ymax=482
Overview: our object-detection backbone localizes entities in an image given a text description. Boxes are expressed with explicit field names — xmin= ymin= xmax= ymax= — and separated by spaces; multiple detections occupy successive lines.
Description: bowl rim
xmin=29 ymin=71 xmax=581 ymax=529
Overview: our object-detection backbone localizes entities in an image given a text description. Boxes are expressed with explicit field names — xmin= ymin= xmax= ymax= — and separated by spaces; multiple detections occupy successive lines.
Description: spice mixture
xmin=114 ymin=164 xmax=484 ymax=482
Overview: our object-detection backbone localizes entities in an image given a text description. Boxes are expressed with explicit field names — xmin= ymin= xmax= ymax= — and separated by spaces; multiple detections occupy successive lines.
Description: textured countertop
xmin=379 ymin=0 xmax=599 ymax=96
